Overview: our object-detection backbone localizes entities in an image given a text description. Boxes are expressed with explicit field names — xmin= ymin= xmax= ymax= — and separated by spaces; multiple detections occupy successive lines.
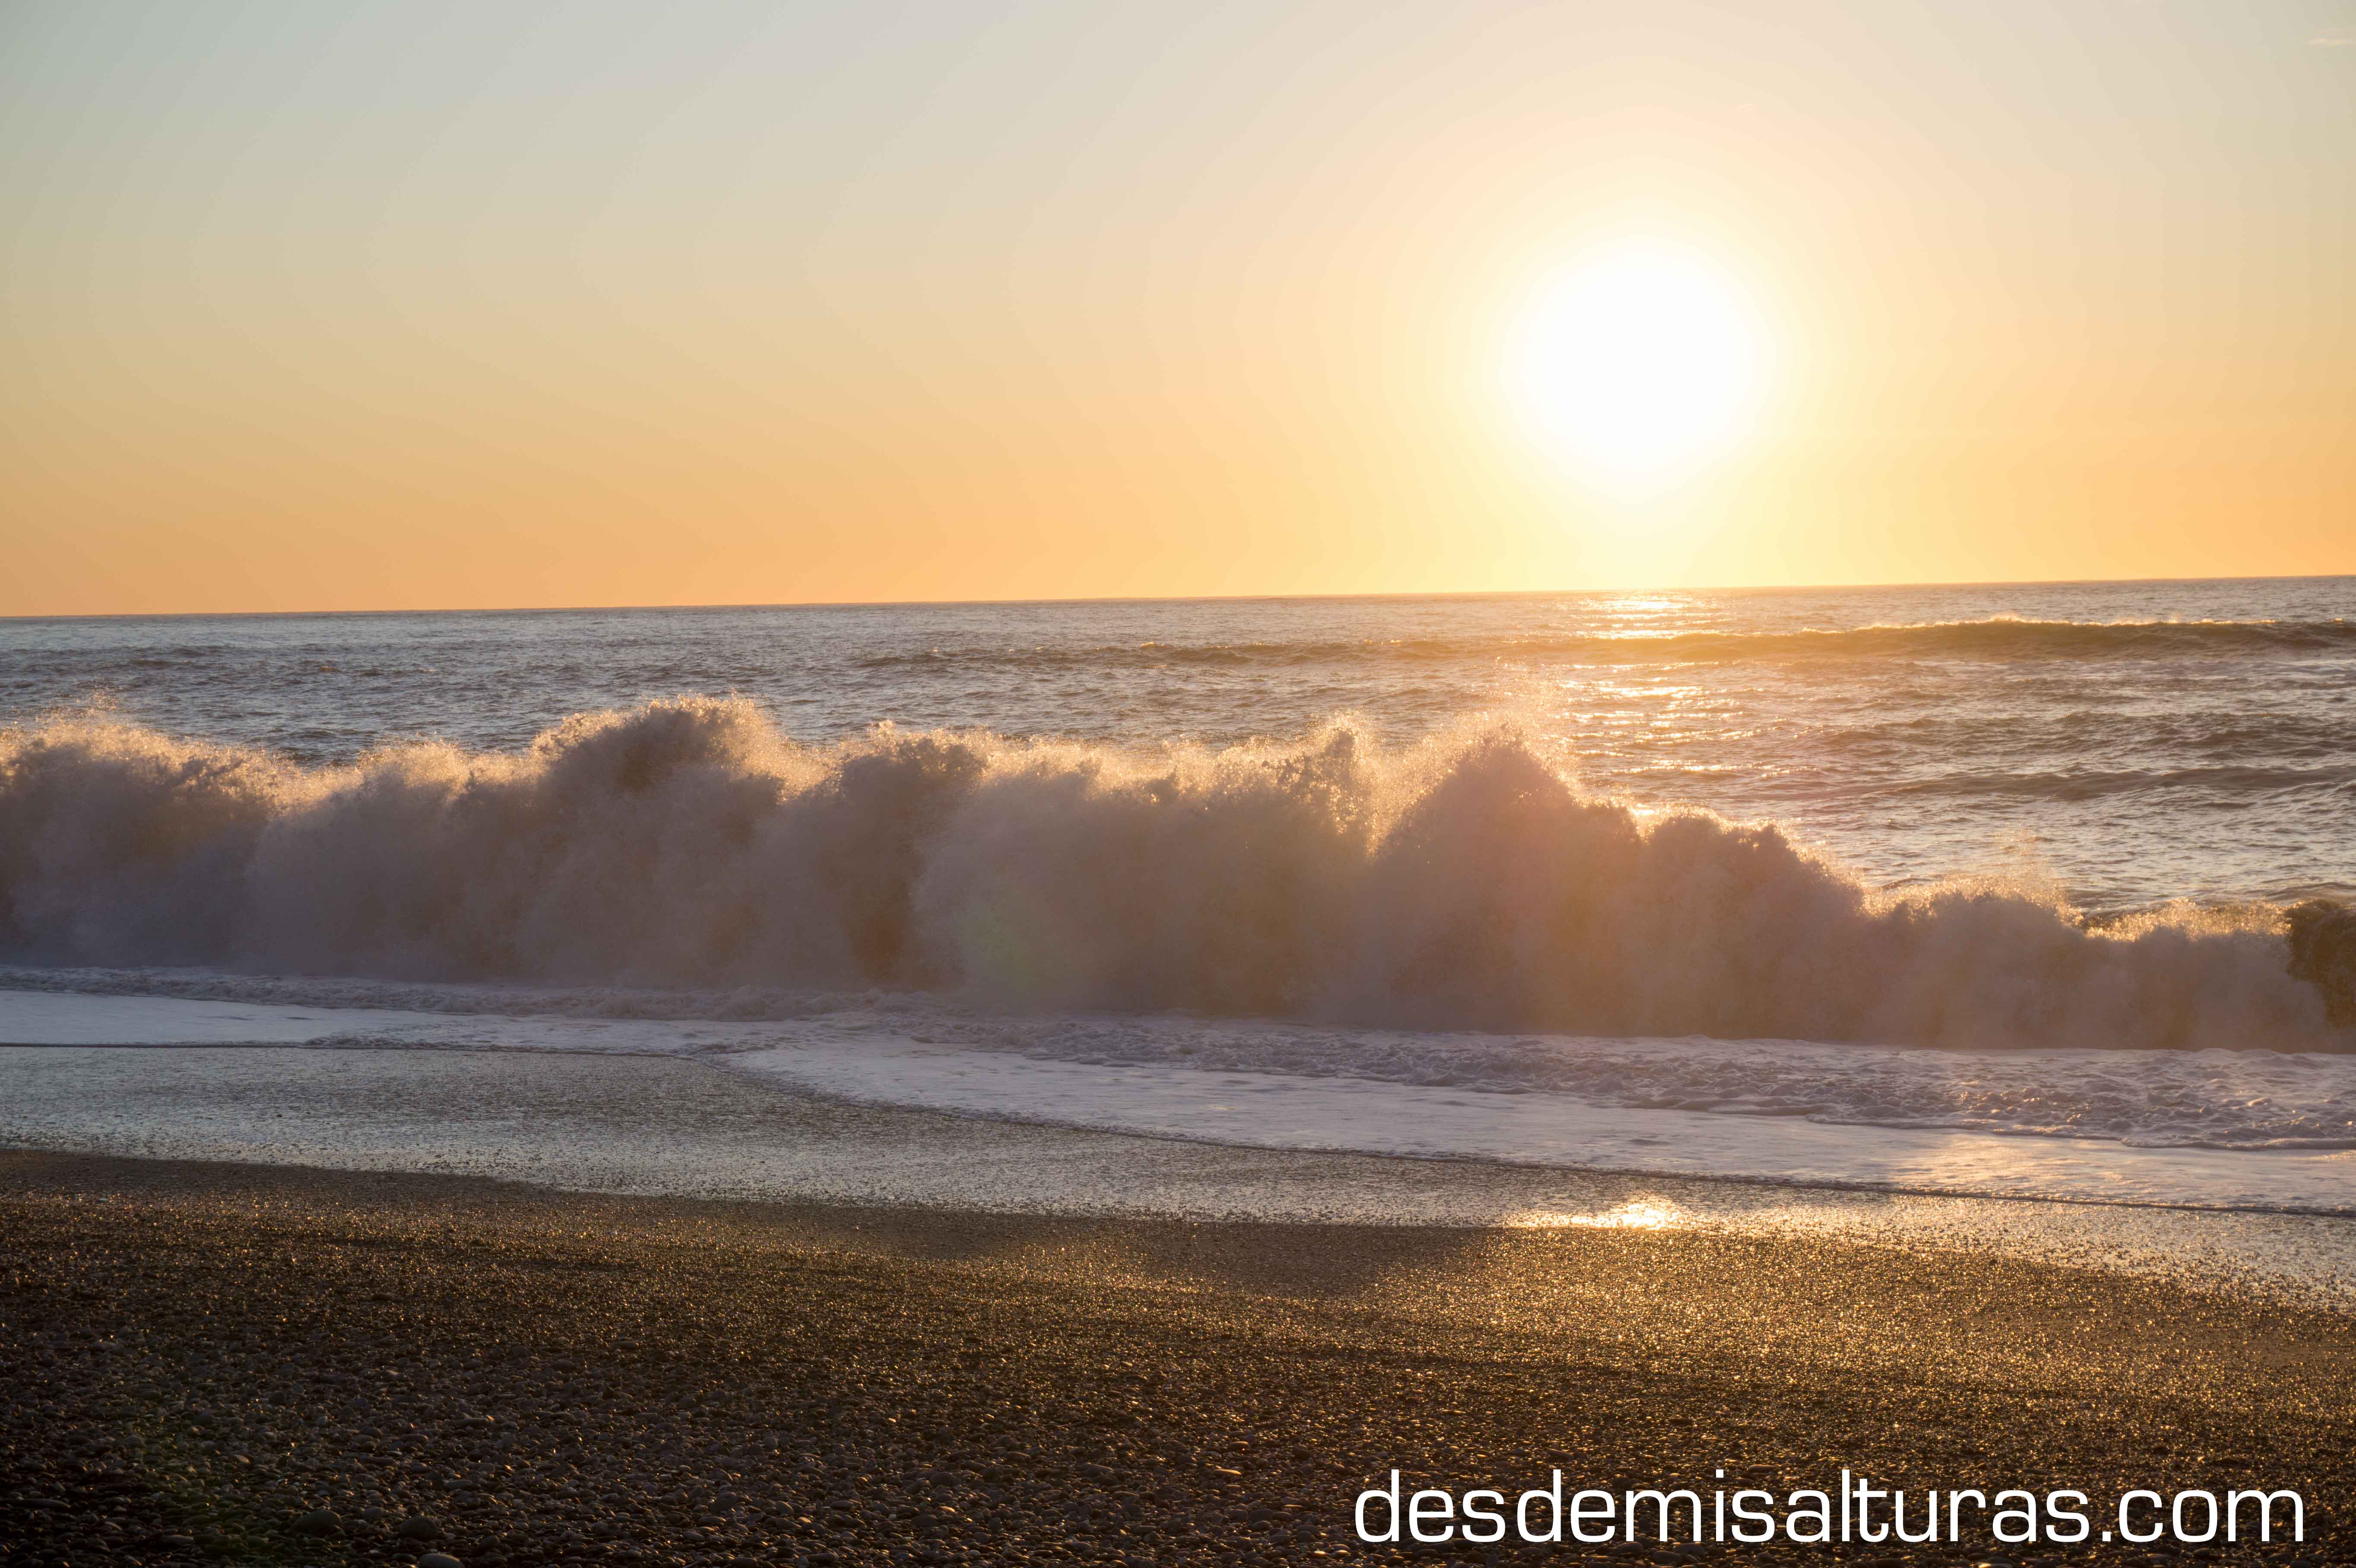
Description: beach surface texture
xmin=7 ymin=1148 xmax=2353 ymax=1568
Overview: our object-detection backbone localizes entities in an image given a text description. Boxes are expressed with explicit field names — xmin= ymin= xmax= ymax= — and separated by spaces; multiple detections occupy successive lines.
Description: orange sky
xmin=4 ymin=1 xmax=2352 ymax=614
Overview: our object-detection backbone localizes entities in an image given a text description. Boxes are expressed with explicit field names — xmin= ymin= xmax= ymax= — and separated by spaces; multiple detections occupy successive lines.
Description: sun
xmin=1505 ymin=238 xmax=1774 ymax=499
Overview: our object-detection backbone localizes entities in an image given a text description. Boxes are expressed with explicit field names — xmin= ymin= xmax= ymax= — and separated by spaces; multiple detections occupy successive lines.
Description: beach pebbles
xmin=4 ymin=1154 xmax=2350 ymax=1567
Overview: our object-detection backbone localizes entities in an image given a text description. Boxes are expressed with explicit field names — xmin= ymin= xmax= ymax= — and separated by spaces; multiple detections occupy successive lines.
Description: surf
xmin=1 ymin=696 xmax=2346 ymax=1052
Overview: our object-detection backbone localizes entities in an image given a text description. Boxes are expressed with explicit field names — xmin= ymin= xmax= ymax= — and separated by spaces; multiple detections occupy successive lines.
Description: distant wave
xmin=1 ymin=698 xmax=2349 ymax=1050
xmin=856 ymin=616 xmax=2356 ymax=672
xmin=1883 ymin=765 xmax=2356 ymax=803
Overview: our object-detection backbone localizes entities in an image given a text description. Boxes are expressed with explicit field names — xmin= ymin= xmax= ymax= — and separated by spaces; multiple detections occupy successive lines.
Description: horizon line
xmin=5 ymin=570 xmax=2350 ymax=623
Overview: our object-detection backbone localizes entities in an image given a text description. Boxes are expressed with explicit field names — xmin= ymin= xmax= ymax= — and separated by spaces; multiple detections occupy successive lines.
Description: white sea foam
xmin=13 ymin=1044 xmax=2356 ymax=1310
xmin=2 ymin=701 xmax=2345 ymax=1052
xmin=6 ymin=989 xmax=2351 ymax=1214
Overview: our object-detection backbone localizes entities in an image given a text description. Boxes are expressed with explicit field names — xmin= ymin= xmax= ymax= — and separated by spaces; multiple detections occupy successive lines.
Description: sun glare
xmin=1507 ymin=1200 xmax=1683 ymax=1231
xmin=1507 ymin=239 xmax=1773 ymax=500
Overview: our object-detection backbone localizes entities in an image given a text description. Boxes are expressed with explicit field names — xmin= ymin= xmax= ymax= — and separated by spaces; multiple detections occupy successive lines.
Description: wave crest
xmin=0 ymin=698 xmax=2343 ymax=1050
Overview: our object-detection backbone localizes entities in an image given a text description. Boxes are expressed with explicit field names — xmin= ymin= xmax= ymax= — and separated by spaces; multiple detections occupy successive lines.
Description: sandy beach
xmin=6 ymin=1145 xmax=2351 ymax=1567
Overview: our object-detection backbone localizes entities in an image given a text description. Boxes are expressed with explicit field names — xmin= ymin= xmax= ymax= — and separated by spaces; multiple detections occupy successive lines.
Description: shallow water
xmin=5 ymin=989 xmax=2350 ymax=1214
xmin=6 ymin=1043 xmax=2354 ymax=1311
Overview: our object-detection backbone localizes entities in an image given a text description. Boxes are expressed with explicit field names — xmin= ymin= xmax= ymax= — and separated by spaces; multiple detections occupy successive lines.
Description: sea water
xmin=3 ymin=579 xmax=2352 ymax=1214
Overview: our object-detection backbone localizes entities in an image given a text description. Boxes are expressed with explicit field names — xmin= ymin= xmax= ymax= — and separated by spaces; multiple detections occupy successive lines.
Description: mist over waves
xmin=3 ymin=696 xmax=2346 ymax=1051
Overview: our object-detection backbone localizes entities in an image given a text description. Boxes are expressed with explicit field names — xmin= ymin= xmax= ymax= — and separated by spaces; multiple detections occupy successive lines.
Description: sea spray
xmin=0 ymin=697 xmax=2343 ymax=1051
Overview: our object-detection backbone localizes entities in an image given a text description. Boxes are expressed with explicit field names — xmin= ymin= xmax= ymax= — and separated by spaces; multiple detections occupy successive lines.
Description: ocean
xmin=3 ymin=578 xmax=2353 ymax=1217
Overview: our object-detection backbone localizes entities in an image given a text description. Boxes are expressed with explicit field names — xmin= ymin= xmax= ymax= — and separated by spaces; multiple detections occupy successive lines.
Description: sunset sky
xmin=4 ymin=0 xmax=2352 ymax=615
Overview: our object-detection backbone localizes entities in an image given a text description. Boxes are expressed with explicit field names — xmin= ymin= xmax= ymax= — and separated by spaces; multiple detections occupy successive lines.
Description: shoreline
xmin=4 ymin=1150 xmax=2352 ymax=1566
xmin=4 ymin=982 xmax=2354 ymax=1220
xmin=16 ymin=1033 xmax=2356 ymax=1220
xmin=5 ymin=1043 xmax=2356 ymax=1314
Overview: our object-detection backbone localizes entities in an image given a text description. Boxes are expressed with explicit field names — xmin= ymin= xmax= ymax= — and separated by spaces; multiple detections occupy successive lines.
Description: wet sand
xmin=4 ymin=1151 xmax=2352 ymax=1567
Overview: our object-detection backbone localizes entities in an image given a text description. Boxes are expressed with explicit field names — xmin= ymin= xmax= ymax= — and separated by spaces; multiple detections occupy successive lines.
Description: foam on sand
xmin=4 ymin=989 xmax=2350 ymax=1214
xmin=5 ymin=1042 xmax=2354 ymax=1310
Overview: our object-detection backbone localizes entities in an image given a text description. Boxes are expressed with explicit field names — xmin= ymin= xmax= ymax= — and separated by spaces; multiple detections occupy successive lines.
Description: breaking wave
xmin=1 ymin=697 xmax=2348 ymax=1051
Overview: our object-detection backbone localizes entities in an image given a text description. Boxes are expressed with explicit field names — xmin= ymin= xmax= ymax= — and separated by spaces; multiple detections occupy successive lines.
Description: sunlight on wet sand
xmin=1507 ymin=1198 xmax=1683 ymax=1230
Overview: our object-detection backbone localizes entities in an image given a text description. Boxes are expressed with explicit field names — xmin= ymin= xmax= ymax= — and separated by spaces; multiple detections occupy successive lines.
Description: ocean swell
xmin=0 ymin=697 xmax=2346 ymax=1051
xmin=854 ymin=615 xmax=2356 ymax=672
